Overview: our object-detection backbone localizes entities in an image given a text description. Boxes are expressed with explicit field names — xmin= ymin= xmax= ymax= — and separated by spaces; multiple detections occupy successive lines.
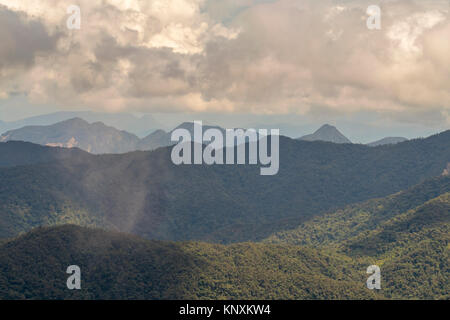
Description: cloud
xmin=0 ymin=4 xmax=59 ymax=99
xmin=0 ymin=0 xmax=449 ymax=127
xmin=0 ymin=6 xmax=57 ymax=67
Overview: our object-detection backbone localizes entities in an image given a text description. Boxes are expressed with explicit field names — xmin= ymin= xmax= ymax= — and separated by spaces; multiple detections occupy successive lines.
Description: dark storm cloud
xmin=0 ymin=5 xmax=59 ymax=70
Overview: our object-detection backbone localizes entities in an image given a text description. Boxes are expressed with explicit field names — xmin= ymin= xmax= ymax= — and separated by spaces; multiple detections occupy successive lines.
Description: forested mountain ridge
xmin=0 ymin=224 xmax=381 ymax=300
xmin=0 ymin=131 xmax=449 ymax=242
xmin=0 ymin=223 xmax=446 ymax=299
xmin=0 ymin=141 xmax=90 ymax=168
xmin=265 ymin=176 xmax=450 ymax=248
xmin=265 ymin=176 xmax=450 ymax=299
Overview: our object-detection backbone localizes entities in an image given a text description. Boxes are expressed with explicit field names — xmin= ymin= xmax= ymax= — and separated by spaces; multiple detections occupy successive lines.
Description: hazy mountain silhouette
xmin=0 ymin=111 xmax=162 ymax=137
xmin=0 ymin=118 xmax=142 ymax=154
xmin=299 ymin=124 xmax=352 ymax=144
xmin=1 ymin=119 xmax=231 ymax=154
xmin=137 ymin=122 xmax=227 ymax=151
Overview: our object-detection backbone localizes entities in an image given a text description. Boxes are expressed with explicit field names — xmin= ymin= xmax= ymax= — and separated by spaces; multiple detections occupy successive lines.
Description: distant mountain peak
xmin=60 ymin=117 xmax=89 ymax=125
xmin=67 ymin=117 xmax=86 ymax=122
xmin=0 ymin=118 xmax=140 ymax=154
xmin=147 ymin=129 xmax=167 ymax=136
xmin=174 ymin=122 xmax=195 ymax=131
xmin=299 ymin=124 xmax=351 ymax=144
xmin=319 ymin=124 xmax=335 ymax=129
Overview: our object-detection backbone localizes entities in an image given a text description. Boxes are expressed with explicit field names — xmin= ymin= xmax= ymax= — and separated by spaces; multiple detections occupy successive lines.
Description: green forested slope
xmin=1 ymin=221 xmax=446 ymax=300
xmin=0 ymin=225 xmax=378 ymax=300
xmin=266 ymin=176 xmax=450 ymax=248
xmin=266 ymin=177 xmax=450 ymax=299
xmin=343 ymin=192 xmax=450 ymax=256
xmin=0 ymin=131 xmax=449 ymax=243
xmin=0 ymin=179 xmax=448 ymax=299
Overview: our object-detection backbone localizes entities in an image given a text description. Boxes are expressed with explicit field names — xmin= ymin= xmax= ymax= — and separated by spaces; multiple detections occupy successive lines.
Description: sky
xmin=0 ymin=0 xmax=449 ymax=141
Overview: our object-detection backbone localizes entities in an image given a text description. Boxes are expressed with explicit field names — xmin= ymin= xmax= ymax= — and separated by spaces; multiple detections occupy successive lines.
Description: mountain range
xmin=0 ymin=118 xmax=142 ymax=154
xmin=0 ymin=111 xmax=162 ymax=137
xmin=0 ymin=130 xmax=448 ymax=242
xmin=298 ymin=124 xmax=409 ymax=146
xmin=1 ymin=174 xmax=448 ymax=299
xmin=0 ymin=120 xmax=448 ymax=299
xmin=0 ymin=119 xmax=253 ymax=154
xmin=1 ymin=118 xmax=413 ymax=156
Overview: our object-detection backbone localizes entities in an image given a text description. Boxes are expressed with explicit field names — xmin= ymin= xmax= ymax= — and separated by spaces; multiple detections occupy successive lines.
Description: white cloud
xmin=387 ymin=10 xmax=446 ymax=56
xmin=0 ymin=0 xmax=449 ymax=127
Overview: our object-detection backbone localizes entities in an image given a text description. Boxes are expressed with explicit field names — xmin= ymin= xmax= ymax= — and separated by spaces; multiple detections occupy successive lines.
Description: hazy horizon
xmin=0 ymin=105 xmax=446 ymax=143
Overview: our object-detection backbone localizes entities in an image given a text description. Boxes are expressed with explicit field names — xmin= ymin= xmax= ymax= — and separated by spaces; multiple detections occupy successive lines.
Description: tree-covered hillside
xmin=0 ymin=146 xmax=448 ymax=299
xmin=0 ymin=131 xmax=449 ymax=242
xmin=0 ymin=221 xmax=446 ymax=300
xmin=266 ymin=176 xmax=450 ymax=299
xmin=0 ymin=225 xmax=378 ymax=300
xmin=266 ymin=176 xmax=450 ymax=248
xmin=0 ymin=141 xmax=90 ymax=168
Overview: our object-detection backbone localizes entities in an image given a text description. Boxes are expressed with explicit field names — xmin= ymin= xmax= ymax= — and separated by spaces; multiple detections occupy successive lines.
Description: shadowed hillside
xmin=0 ymin=141 xmax=90 ymax=167
xmin=0 ymin=225 xmax=377 ymax=300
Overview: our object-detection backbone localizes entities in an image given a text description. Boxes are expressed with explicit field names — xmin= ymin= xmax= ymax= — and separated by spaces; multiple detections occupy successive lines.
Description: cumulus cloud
xmin=0 ymin=4 xmax=59 ymax=99
xmin=0 ymin=0 xmax=449 ymax=126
